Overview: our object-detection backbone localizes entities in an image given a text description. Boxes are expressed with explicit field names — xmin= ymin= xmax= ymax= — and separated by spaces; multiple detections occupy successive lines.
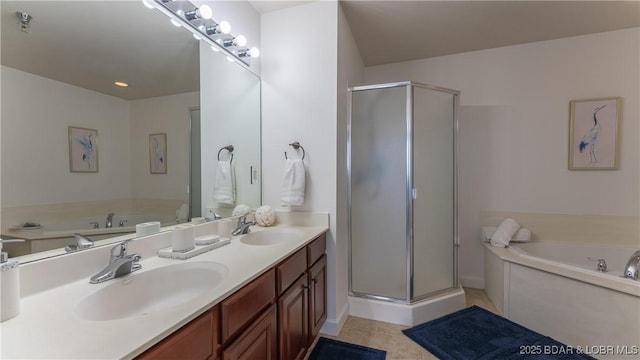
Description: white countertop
xmin=0 ymin=222 xmax=328 ymax=359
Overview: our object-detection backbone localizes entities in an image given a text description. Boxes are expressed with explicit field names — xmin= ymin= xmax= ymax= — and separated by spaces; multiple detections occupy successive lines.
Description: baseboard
xmin=319 ymin=302 xmax=349 ymax=336
xmin=459 ymin=276 xmax=484 ymax=289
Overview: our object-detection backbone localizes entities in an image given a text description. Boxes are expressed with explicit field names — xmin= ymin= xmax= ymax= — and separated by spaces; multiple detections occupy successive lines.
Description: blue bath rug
xmin=308 ymin=337 xmax=386 ymax=360
xmin=403 ymin=306 xmax=596 ymax=360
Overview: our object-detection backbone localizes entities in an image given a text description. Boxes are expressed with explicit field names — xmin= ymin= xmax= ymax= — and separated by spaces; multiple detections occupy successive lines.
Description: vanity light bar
xmin=151 ymin=0 xmax=259 ymax=67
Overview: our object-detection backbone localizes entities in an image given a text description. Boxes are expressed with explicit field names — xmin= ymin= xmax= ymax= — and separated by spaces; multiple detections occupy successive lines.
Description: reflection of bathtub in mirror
xmin=3 ymin=215 xmax=175 ymax=257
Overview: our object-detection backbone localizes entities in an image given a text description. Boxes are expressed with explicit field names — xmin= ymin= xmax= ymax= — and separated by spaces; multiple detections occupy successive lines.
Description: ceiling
xmin=1 ymin=1 xmax=199 ymax=100
xmin=252 ymin=1 xmax=640 ymax=66
xmin=2 ymin=1 xmax=638 ymax=99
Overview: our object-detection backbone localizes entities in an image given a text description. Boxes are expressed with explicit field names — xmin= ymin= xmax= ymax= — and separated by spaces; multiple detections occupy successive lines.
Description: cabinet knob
xmin=311 ymin=278 xmax=318 ymax=284
xmin=301 ymin=284 xmax=309 ymax=290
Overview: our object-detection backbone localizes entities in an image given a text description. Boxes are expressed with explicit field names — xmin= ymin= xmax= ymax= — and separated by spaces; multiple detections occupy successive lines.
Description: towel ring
xmin=217 ymin=145 xmax=234 ymax=162
xmin=284 ymin=141 xmax=305 ymax=160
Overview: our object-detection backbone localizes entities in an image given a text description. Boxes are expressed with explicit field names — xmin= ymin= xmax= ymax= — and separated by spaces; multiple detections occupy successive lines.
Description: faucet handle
xmin=111 ymin=239 xmax=133 ymax=259
xmin=587 ymin=257 xmax=608 ymax=272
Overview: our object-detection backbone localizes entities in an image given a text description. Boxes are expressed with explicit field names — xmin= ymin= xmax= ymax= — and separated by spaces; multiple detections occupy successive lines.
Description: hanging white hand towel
xmin=213 ymin=160 xmax=235 ymax=205
xmin=281 ymin=158 xmax=305 ymax=206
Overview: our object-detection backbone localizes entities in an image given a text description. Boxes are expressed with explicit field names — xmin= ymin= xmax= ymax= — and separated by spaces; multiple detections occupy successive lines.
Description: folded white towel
xmin=481 ymin=226 xmax=531 ymax=242
xmin=213 ymin=160 xmax=235 ymax=205
xmin=281 ymin=158 xmax=305 ymax=206
xmin=490 ymin=218 xmax=520 ymax=248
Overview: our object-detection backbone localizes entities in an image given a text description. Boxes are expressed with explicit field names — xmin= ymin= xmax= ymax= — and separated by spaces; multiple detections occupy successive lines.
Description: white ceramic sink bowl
xmin=75 ymin=262 xmax=228 ymax=321
xmin=240 ymin=229 xmax=304 ymax=246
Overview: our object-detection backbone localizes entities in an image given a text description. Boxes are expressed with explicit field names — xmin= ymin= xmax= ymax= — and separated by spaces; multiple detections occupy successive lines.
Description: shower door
xmin=348 ymin=82 xmax=458 ymax=303
xmin=349 ymin=85 xmax=410 ymax=301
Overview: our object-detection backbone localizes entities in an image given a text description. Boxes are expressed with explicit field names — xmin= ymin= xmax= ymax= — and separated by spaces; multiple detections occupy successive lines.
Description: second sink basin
xmin=75 ymin=262 xmax=228 ymax=321
xmin=240 ymin=229 xmax=304 ymax=246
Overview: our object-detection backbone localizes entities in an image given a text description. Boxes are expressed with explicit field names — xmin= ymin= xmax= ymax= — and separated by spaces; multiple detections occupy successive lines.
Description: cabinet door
xmin=308 ymin=254 xmax=327 ymax=344
xmin=222 ymin=304 xmax=277 ymax=360
xmin=278 ymin=275 xmax=308 ymax=360
xmin=137 ymin=307 xmax=218 ymax=360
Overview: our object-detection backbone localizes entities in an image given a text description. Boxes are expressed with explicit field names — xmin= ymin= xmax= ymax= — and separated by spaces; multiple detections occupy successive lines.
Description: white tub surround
xmin=0 ymin=212 xmax=328 ymax=359
xmin=485 ymin=242 xmax=640 ymax=359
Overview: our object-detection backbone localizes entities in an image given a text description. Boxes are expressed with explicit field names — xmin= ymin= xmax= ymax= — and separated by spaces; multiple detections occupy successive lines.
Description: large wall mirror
xmin=0 ymin=1 xmax=261 ymax=262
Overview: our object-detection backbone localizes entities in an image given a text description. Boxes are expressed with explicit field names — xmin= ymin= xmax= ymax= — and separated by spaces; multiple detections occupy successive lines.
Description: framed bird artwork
xmin=569 ymin=97 xmax=621 ymax=170
xmin=149 ymin=133 xmax=167 ymax=174
xmin=68 ymin=126 xmax=98 ymax=173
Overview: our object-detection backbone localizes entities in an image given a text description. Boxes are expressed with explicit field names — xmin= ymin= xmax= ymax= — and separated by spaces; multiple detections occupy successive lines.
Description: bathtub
xmin=484 ymin=241 xmax=640 ymax=359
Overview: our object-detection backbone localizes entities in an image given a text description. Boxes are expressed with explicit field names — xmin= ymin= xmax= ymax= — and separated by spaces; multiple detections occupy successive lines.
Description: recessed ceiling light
xmin=114 ymin=81 xmax=129 ymax=87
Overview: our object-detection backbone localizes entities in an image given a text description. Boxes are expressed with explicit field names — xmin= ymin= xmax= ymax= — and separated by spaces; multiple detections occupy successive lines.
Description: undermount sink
xmin=240 ymin=229 xmax=304 ymax=246
xmin=75 ymin=262 xmax=228 ymax=321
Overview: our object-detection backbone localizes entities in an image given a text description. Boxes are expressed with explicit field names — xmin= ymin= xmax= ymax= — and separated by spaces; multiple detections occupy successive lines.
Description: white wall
xmin=337 ymin=2 xmax=364 ymax=329
xmin=261 ymin=1 xmax=344 ymax=333
xmin=1 ymin=65 xmax=197 ymax=219
xmin=364 ymin=28 xmax=640 ymax=287
xmin=130 ymin=92 xmax=199 ymax=201
xmin=1 ymin=66 xmax=131 ymax=206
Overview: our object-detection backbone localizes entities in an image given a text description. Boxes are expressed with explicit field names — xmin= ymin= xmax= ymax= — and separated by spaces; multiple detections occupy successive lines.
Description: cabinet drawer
xmin=137 ymin=307 xmax=217 ymax=360
xmin=222 ymin=304 xmax=277 ymax=360
xmin=221 ymin=269 xmax=276 ymax=344
xmin=277 ymin=248 xmax=307 ymax=295
xmin=306 ymin=234 xmax=326 ymax=267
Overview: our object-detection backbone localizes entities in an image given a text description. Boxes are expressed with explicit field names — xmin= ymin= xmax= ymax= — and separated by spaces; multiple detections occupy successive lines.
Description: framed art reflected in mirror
xmin=69 ymin=126 xmax=98 ymax=173
xmin=149 ymin=133 xmax=167 ymax=174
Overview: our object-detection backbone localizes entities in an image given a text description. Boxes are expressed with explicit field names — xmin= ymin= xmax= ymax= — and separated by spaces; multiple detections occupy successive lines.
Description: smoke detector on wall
xmin=16 ymin=12 xmax=33 ymax=33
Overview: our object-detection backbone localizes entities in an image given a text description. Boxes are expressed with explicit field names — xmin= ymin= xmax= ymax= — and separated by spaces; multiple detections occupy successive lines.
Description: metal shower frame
xmin=347 ymin=81 xmax=460 ymax=304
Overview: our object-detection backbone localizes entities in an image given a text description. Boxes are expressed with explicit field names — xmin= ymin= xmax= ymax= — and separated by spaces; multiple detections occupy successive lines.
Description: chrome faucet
xmin=105 ymin=212 xmax=115 ymax=228
xmin=64 ymin=233 xmax=94 ymax=252
xmin=208 ymin=209 xmax=223 ymax=220
xmin=90 ymin=239 xmax=142 ymax=284
xmin=232 ymin=213 xmax=256 ymax=236
xmin=623 ymin=250 xmax=640 ymax=280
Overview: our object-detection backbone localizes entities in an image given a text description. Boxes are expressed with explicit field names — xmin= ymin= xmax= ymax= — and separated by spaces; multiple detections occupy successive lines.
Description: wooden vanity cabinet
xmin=277 ymin=234 xmax=327 ymax=360
xmin=137 ymin=306 xmax=220 ymax=360
xmin=308 ymin=254 xmax=327 ymax=344
xmin=137 ymin=232 xmax=327 ymax=360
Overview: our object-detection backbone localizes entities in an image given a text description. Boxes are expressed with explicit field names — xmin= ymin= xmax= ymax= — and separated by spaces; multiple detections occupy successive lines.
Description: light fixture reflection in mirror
xmin=153 ymin=0 xmax=258 ymax=66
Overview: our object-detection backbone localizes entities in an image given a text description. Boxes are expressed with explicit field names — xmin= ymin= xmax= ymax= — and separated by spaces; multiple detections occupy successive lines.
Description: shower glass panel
xmin=349 ymin=81 xmax=459 ymax=304
xmin=412 ymin=87 xmax=455 ymax=300
xmin=350 ymin=86 xmax=409 ymax=301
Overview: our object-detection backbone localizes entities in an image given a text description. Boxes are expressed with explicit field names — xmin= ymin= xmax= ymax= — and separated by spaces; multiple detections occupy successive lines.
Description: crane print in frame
xmin=68 ymin=126 xmax=98 ymax=173
xmin=569 ymin=97 xmax=621 ymax=170
xmin=149 ymin=133 xmax=167 ymax=174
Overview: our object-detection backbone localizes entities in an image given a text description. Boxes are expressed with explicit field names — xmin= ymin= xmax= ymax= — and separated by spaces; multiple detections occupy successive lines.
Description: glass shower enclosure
xmin=348 ymin=81 xmax=459 ymax=303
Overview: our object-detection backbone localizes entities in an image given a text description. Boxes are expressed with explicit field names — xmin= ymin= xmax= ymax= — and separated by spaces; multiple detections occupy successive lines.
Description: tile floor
xmin=310 ymin=288 xmax=500 ymax=360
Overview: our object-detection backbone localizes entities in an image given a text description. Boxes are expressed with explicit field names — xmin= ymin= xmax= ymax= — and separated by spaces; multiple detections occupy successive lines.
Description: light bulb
xmin=250 ymin=47 xmax=260 ymax=58
xmin=170 ymin=18 xmax=182 ymax=27
xmin=141 ymin=0 xmax=155 ymax=9
xmin=176 ymin=9 xmax=185 ymax=17
xmin=219 ymin=21 xmax=231 ymax=34
xmin=199 ymin=5 xmax=212 ymax=19
xmin=236 ymin=35 xmax=247 ymax=47
xmin=211 ymin=45 xmax=220 ymax=52
xmin=226 ymin=56 xmax=235 ymax=63
xmin=193 ymin=33 xmax=202 ymax=40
